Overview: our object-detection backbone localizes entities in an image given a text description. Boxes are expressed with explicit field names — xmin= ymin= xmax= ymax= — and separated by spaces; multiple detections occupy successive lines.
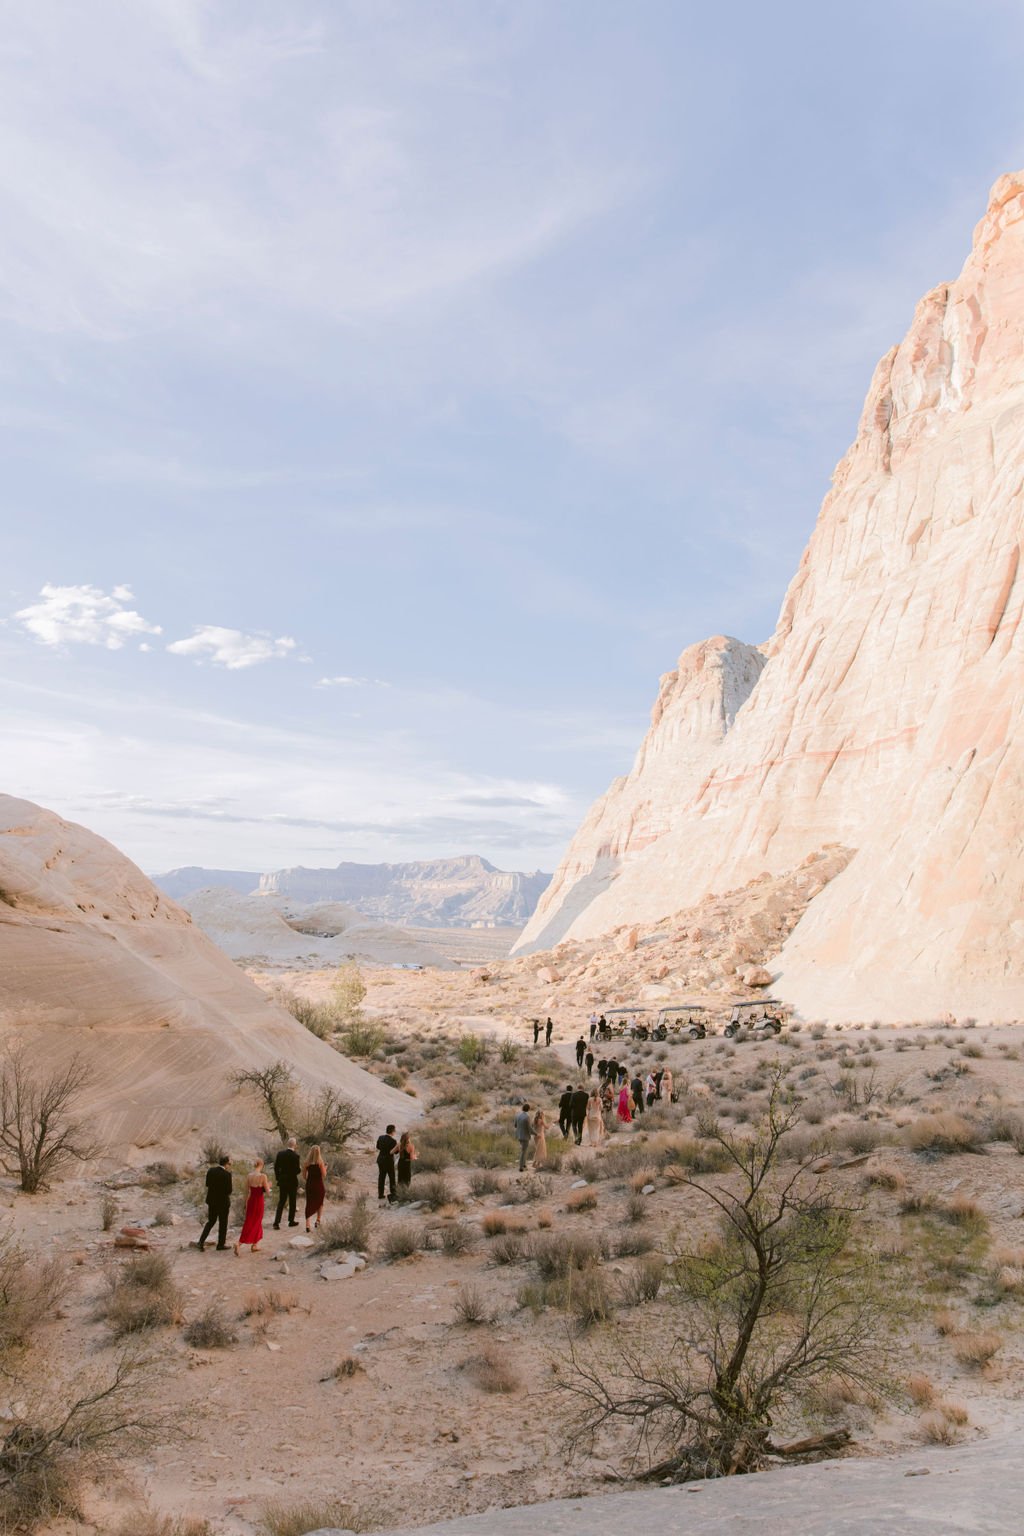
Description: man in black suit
xmin=545 ymin=1017 xmax=553 ymax=1046
xmin=532 ymin=1018 xmax=540 ymax=1047
xmin=558 ymin=1084 xmax=574 ymax=1139
xmin=575 ymin=1036 xmax=586 ymax=1068
xmin=631 ymin=1073 xmax=645 ymax=1116
xmin=570 ymin=1084 xmax=590 ymax=1145
xmin=198 ymin=1154 xmax=232 ymax=1251
xmin=272 ymin=1136 xmax=301 ymax=1229
xmin=376 ymin=1124 xmax=398 ymax=1203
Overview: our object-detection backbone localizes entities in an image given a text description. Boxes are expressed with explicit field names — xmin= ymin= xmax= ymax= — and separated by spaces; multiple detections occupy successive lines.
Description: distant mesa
xmin=517 ymin=170 xmax=1024 ymax=1025
xmin=155 ymin=854 xmax=551 ymax=929
xmin=0 ymin=795 xmax=413 ymax=1151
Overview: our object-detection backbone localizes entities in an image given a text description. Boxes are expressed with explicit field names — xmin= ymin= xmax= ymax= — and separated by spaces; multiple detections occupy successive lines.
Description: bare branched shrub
xmin=0 ymin=1048 xmax=98 ymax=1192
xmin=0 ymin=1239 xmax=72 ymax=1357
xmin=619 ymin=1255 xmax=665 ymax=1306
xmin=560 ymin=1064 xmax=889 ymax=1481
xmin=183 ymin=1303 xmax=238 ymax=1349
xmin=294 ymin=1086 xmax=369 ymax=1151
xmin=230 ymin=1062 xmax=295 ymax=1140
xmin=0 ymin=1348 xmax=178 ymax=1529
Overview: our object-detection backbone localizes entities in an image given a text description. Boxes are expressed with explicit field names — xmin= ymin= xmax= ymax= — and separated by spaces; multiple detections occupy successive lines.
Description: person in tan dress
xmin=532 ymin=1108 xmax=548 ymax=1166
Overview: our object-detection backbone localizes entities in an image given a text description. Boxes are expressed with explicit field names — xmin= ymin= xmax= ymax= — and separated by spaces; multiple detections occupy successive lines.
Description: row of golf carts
xmin=596 ymin=999 xmax=791 ymax=1042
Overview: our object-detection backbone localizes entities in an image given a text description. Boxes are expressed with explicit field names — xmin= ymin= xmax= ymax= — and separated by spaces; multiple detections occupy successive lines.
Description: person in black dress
xmin=376 ymin=1124 xmax=398 ymax=1203
xmin=272 ymin=1136 xmax=301 ymax=1229
xmin=532 ymin=1018 xmax=541 ymax=1046
xmin=198 ymin=1155 xmax=232 ymax=1251
xmin=397 ymin=1130 xmax=416 ymax=1190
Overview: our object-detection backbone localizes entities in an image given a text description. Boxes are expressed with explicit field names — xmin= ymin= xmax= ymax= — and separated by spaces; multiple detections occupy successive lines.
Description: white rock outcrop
xmin=517 ymin=171 xmax=1024 ymax=1023
xmin=0 ymin=796 xmax=415 ymax=1150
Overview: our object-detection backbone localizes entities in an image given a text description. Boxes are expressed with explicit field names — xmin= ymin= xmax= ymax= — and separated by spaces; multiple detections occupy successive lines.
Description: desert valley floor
xmin=9 ymin=937 xmax=1024 ymax=1536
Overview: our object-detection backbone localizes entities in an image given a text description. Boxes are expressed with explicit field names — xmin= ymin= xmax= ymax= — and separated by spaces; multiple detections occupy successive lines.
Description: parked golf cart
xmin=596 ymin=1007 xmax=652 ymax=1041
xmin=652 ymin=1003 xmax=712 ymax=1041
xmin=723 ymin=999 xmax=791 ymax=1038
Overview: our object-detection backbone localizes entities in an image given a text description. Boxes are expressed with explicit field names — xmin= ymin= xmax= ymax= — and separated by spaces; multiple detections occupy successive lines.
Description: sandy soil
xmin=8 ymin=1004 xmax=1024 ymax=1535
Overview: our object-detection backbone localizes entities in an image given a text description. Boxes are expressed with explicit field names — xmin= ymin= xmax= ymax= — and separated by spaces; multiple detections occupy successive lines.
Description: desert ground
xmin=6 ymin=943 xmax=1024 ymax=1536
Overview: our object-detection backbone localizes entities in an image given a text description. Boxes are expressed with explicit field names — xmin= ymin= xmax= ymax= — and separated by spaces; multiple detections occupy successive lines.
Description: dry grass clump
xmin=257 ymin=1497 xmax=370 ymax=1536
xmin=863 ymin=1162 xmax=905 ymax=1191
xmin=934 ymin=1308 xmax=960 ymax=1337
xmin=904 ymin=1112 xmax=985 ymax=1155
xmin=906 ymin=1373 xmax=936 ymax=1407
xmin=613 ymin=1228 xmax=655 ymax=1258
xmin=242 ymin=1288 xmax=299 ymax=1318
xmin=629 ymin=1166 xmax=657 ymax=1192
xmin=950 ymin=1329 xmax=1003 ymax=1368
xmin=316 ymin=1195 xmax=374 ymax=1253
xmin=506 ymin=1174 xmax=553 ymax=1204
xmin=453 ymin=1283 xmax=493 ymax=1325
xmin=115 ymin=1514 xmax=213 ymax=1536
xmin=939 ymin=1194 xmax=988 ymax=1236
xmin=468 ymin=1169 xmax=504 ymax=1197
xmin=489 ymin=1233 xmax=530 ymax=1266
xmin=439 ymin=1222 xmax=476 ymax=1256
xmin=330 ymin=1355 xmax=364 ymax=1379
xmin=482 ymin=1211 xmax=527 ymax=1237
xmin=413 ymin=1173 xmax=455 ymax=1210
xmin=619 ymin=1254 xmax=665 ymax=1305
xmin=380 ymin=1223 xmax=423 ymax=1261
xmin=101 ymin=1254 xmax=183 ymax=1338
xmin=625 ymin=1192 xmax=648 ymax=1224
xmin=462 ymin=1342 xmax=521 ymax=1393
xmin=0 ymin=1240 xmax=71 ymax=1355
xmin=566 ymin=1187 xmax=598 ymax=1212
xmin=182 ymin=1302 xmax=238 ymax=1349
xmin=533 ymin=1232 xmax=606 ymax=1279
xmin=919 ymin=1400 xmax=970 ymax=1443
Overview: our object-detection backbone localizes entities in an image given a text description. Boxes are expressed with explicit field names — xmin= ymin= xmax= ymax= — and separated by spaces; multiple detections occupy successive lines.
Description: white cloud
xmin=166 ymin=626 xmax=297 ymax=670
xmin=15 ymin=583 xmax=161 ymax=650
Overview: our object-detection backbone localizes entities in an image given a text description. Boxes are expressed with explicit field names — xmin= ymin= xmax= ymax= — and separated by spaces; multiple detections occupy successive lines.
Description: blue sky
xmin=3 ymin=0 xmax=1024 ymax=876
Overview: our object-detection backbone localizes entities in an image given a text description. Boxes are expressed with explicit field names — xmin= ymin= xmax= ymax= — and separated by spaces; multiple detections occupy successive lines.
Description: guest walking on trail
xmin=198 ymin=1154 xmax=232 ymax=1252
xmin=585 ymin=1047 xmax=595 ymax=1077
xmin=631 ymin=1072 xmax=645 ymax=1116
xmin=585 ymin=1089 xmax=605 ymax=1146
xmin=575 ymin=1035 xmax=586 ymax=1068
xmin=570 ymin=1083 xmax=589 ymax=1146
xmin=616 ymin=1082 xmax=633 ymax=1124
xmin=272 ymin=1136 xmax=301 ymax=1230
xmin=377 ymin=1125 xmax=398 ymax=1203
xmin=558 ymin=1083 xmax=574 ymax=1139
xmin=645 ymin=1070 xmax=657 ymax=1108
xmin=234 ymin=1158 xmax=270 ymax=1255
xmin=514 ymin=1103 xmax=533 ymax=1172
xmin=304 ymin=1145 xmax=327 ymax=1230
xmin=532 ymin=1107 xmax=548 ymax=1166
xmin=397 ymin=1131 xmax=416 ymax=1191
xmin=662 ymin=1066 xmax=674 ymax=1103
xmin=532 ymin=1018 xmax=541 ymax=1047
xmin=588 ymin=1012 xmax=598 ymax=1041
xmin=545 ymin=1017 xmax=553 ymax=1046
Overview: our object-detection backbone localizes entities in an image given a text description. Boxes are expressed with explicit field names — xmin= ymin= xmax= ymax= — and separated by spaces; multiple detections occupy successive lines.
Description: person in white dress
xmin=585 ymin=1088 xmax=605 ymax=1145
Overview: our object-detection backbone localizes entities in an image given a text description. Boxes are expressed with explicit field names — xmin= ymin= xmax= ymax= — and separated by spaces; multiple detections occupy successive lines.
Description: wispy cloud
xmin=14 ymin=583 xmax=161 ymax=650
xmin=167 ymin=626 xmax=297 ymax=670
xmin=314 ymin=675 xmax=389 ymax=689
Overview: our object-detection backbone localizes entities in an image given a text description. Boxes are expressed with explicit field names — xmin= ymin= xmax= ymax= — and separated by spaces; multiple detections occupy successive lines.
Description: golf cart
xmin=653 ymin=1002 xmax=711 ymax=1041
xmin=723 ymin=999 xmax=791 ymax=1038
xmin=596 ymin=1007 xmax=653 ymax=1041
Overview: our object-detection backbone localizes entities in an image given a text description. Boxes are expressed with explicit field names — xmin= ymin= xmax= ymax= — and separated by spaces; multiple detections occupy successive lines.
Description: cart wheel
xmin=688 ymin=1027 xmax=701 ymax=1039
xmin=724 ymin=1024 xmax=737 ymax=1038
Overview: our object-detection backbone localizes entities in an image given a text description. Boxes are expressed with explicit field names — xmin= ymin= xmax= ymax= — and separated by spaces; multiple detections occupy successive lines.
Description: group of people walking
xmin=513 ymin=1058 xmax=675 ymax=1169
xmin=197 ymin=1123 xmax=418 ymax=1254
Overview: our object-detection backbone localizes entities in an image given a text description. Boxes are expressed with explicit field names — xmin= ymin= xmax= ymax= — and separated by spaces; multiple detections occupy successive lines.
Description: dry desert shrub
xmin=463 ymin=1342 xmax=521 ymax=1394
xmin=330 ymin=1355 xmax=364 ymax=1379
xmin=481 ymin=1211 xmax=527 ymax=1237
xmin=629 ymin=1166 xmax=657 ymax=1193
xmin=625 ymin=1192 xmax=648 ymax=1224
xmin=951 ymin=1329 xmax=1003 ymax=1368
xmin=533 ymin=1232 xmax=606 ymax=1279
xmin=537 ymin=1207 xmax=554 ymax=1229
xmin=934 ymin=1308 xmax=960 ymax=1336
xmin=904 ymin=1112 xmax=985 ymax=1155
xmin=439 ymin=1222 xmax=476 ymax=1256
xmin=453 ymin=1283 xmax=492 ymax=1325
xmin=863 ymin=1163 xmax=905 ymax=1191
xmin=619 ymin=1254 xmax=665 ymax=1305
xmin=468 ymin=1169 xmax=504 ymax=1196
xmin=0 ymin=1240 xmax=71 ymax=1355
xmin=414 ymin=1173 xmax=455 ymax=1210
xmin=566 ymin=1187 xmax=598 ymax=1213
xmin=940 ymin=1194 xmax=988 ymax=1236
xmin=380 ymin=1223 xmax=423 ymax=1261
xmin=919 ymin=1400 xmax=969 ymax=1444
xmin=242 ymin=1288 xmax=298 ymax=1317
xmin=507 ymin=1174 xmax=553 ymax=1204
xmin=101 ymin=1255 xmax=183 ymax=1339
xmin=906 ymin=1373 xmax=937 ymax=1407
xmin=257 ymin=1497 xmax=370 ymax=1536
xmin=489 ymin=1233 xmax=530 ymax=1266
xmin=316 ymin=1194 xmax=374 ymax=1254
xmin=115 ymin=1517 xmax=213 ymax=1536
xmin=182 ymin=1302 xmax=238 ymax=1349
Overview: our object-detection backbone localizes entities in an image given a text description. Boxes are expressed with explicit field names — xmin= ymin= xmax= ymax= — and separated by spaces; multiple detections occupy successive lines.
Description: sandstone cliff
xmin=0 ymin=795 xmax=414 ymax=1150
xmin=517 ymin=171 xmax=1024 ymax=1023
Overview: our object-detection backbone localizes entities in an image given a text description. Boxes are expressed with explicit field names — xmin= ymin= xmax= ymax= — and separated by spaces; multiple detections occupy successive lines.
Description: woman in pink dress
xmin=234 ymin=1158 xmax=270 ymax=1255
xmin=616 ymin=1083 xmax=633 ymax=1124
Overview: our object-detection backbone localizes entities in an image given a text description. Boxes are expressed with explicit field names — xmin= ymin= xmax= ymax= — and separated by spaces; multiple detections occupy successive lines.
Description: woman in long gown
xmin=532 ymin=1108 xmax=548 ymax=1166
xmin=585 ymin=1089 xmax=605 ymax=1145
xmin=304 ymin=1145 xmax=327 ymax=1231
xmin=397 ymin=1131 xmax=417 ymax=1192
xmin=234 ymin=1159 xmax=270 ymax=1255
xmin=662 ymin=1067 xmax=674 ymax=1104
xmin=616 ymin=1083 xmax=633 ymax=1124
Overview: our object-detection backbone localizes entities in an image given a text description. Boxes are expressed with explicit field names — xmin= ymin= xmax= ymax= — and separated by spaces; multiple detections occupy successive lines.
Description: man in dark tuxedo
xmin=570 ymin=1085 xmax=590 ymax=1145
xmin=545 ymin=1017 xmax=553 ymax=1046
xmin=198 ymin=1154 xmax=232 ymax=1251
xmin=376 ymin=1124 xmax=398 ymax=1203
xmin=272 ymin=1136 xmax=301 ymax=1229
xmin=558 ymin=1084 xmax=574 ymax=1139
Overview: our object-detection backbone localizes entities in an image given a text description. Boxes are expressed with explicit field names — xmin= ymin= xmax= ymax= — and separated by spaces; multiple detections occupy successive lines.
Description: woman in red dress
xmin=234 ymin=1158 xmax=270 ymax=1255
xmin=304 ymin=1145 xmax=327 ymax=1231
xmin=616 ymin=1083 xmax=633 ymax=1124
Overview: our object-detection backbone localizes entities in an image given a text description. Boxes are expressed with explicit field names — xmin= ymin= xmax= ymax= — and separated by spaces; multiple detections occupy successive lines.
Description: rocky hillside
xmin=0 ymin=795 xmax=413 ymax=1150
xmin=517 ymin=170 xmax=1024 ymax=1024
xmin=157 ymin=854 xmax=550 ymax=928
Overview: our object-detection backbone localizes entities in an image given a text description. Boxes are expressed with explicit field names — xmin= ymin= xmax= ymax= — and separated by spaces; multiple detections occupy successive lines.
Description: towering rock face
xmin=517 ymin=171 xmax=1024 ymax=1023
xmin=0 ymin=796 xmax=414 ymax=1149
xmin=518 ymin=636 xmax=766 ymax=952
